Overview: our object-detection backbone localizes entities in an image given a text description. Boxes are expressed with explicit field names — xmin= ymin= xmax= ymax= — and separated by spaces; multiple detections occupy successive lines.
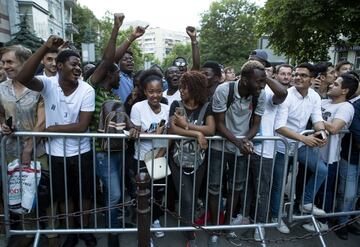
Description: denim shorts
xmin=208 ymin=149 xmax=247 ymax=195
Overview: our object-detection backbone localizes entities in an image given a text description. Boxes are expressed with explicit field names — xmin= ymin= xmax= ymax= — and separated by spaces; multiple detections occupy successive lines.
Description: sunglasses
xmin=175 ymin=61 xmax=187 ymax=67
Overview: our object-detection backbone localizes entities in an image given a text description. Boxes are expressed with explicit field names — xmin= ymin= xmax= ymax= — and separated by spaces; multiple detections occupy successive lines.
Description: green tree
xmin=199 ymin=0 xmax=258 ymax=72
xmin=161 ymin=43 xmax=192 ymax=70
xmin=6 ymin=15 xmax=43 ymax=53
xmin=72 ymin=3 xmax=99 ymax=50
xmin=97 ymin=12 xmax=148 ymax=71
xmin=256 ymin=0 xmax=360 ymax=63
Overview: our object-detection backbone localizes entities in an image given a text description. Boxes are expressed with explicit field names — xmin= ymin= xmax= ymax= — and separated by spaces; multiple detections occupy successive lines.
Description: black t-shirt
xmin=169 ymin=100 xmax=213 ymax=125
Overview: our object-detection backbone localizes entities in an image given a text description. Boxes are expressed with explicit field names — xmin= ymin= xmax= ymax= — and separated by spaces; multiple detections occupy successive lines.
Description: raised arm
xmin=114 ymin=25 xmax=148 ymax=63
xmin=16 ymin=35 xmax=64 ymax=92
xmin=186 ymin=26 xmax=200 ymax=71
xmin=90 ymin=13 xmax=124 ymax=85
xmin=266 ymin=77 xmax=288 ymax=105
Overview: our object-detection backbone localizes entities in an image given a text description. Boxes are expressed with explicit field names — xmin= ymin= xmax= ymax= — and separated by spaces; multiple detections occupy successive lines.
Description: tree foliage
xmin=199 ymin=0 xmax=258 ymax=72
xmin=256 ymin=0 xmax=360 ymax=63
xmin=97 ymin=12 xmax=146 ymax=71
xmin=161 ymin=43 xmax=192 ymax=70
xmin=5 ymin=16 xmax=43 ymax=53
xmin=72 ymin=3 xmax=99 ymax=50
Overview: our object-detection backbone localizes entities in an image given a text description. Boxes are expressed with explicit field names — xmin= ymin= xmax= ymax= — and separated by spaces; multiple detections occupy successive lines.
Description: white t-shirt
xmin=319 ymin=99 xmax=354 ymax=164
xmin=164 ymin=89 xmax=181 ymax=107
xmin=254 ymin=85 xmax=279 ymax=159
xmin=37 ymin=76 xmax=95 ymax=157
xmin=130 ymin=100 xmax=170 ymax=161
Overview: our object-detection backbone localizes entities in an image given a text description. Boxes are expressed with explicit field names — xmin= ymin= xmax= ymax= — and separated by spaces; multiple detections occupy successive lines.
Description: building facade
xmin=137 ymin=27 xmax=190 ymax=63
xmin=329 ymin=45 xmax=360 ymax=71
xmin=0 ymin=0 xmax=77 ymax=47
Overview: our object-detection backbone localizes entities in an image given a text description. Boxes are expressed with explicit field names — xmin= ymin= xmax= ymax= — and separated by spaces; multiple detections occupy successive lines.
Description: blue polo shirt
xmin=113 ymin=71 xmax=133 ymax=102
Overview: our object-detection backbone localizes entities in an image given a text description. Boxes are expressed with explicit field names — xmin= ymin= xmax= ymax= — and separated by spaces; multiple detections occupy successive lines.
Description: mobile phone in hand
xmin=159 ymin=119 xmax=166 ymax=127
xmin=175 ymin=107 xmax=185 ymax=116
xmin=6 ymin=116 xmax=13 ymax=130
xmin=315 ymin=131 xmax=326 ymax=140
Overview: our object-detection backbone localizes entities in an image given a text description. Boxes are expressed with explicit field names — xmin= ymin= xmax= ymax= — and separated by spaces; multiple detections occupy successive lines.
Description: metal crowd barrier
xmin=287 ymin=130 xmax=360 ymax=246
xmin=0 ymin=131 xmax=299 ymax=247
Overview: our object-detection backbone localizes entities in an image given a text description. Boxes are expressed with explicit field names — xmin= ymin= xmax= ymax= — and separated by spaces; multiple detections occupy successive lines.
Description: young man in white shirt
xmin=302 ymin=71 xmax=357 ymax=232
xmin=16 ymin=36 xmax=96 ymax=247
xmin=271 ymin=63 xmax=328 ymax=234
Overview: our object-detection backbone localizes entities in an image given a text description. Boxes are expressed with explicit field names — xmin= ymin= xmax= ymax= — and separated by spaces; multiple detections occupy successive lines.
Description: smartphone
xmin=6 ymin=116 xmax=13 ymax=130
xmin=315 ymin=131 xmax=326 ymax=140
xmin=175 ymin=107 xmax=185 ymax=116
xmin=159 ymin=119 xmax=166 ymax=127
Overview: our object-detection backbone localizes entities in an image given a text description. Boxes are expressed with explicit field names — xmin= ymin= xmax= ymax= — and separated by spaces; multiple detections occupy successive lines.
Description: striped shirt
xmin=87 ymin=77 xmax=119 ymax=151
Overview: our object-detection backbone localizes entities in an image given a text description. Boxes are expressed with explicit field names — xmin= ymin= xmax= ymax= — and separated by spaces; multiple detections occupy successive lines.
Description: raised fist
xmin=132 ymin=25 xmax=149 ymax=39
xmin=186 ymin=26 xmax=196 ymax=39
xmin=45 ymin=35 xmax=64 ymax=50
xmin=114 ymin=13 xmax=125 ymax=28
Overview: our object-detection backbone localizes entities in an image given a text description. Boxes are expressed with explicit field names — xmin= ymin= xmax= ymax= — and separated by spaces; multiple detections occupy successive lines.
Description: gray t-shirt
xmin=212 ymin=80 xmax=266 ymax=155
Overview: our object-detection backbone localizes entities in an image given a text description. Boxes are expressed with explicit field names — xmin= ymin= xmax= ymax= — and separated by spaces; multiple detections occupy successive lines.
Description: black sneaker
xmin=79 ymin=233 xmax=97 ymax=247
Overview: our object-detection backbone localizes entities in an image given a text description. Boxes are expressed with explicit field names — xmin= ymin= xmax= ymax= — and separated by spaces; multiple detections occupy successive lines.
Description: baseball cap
xmin=249 ymin=49 xmax=271 ymax=67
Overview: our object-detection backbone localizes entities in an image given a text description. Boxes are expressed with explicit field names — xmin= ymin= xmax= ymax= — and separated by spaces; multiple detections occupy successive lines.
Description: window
xmin=337 ymin=51 xmax=348 ymax=62
xmin=355 ymin=51 xmax=360 ymax=70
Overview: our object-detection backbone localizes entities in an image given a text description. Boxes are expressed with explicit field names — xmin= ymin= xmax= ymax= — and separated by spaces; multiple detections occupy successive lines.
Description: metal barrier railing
xmin=1 ymin=130 xmax=359 ymax=247
xmin=286 ymin=129 xmax=360 ymax=246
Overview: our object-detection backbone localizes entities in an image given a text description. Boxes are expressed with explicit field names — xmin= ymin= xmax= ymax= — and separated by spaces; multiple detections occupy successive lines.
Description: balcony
xmin=65 ymin=23 xmax=79 ymax=34
xmin=64 ymin=0 xmax=76 ymax=8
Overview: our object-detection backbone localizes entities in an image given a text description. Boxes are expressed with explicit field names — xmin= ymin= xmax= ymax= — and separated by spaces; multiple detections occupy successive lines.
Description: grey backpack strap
xmin=196 ymin=102 xmax=210 ymax=126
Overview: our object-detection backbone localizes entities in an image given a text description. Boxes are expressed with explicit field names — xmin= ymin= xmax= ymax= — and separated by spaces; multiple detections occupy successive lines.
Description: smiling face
xmin=42 ymin=52 xmax=57 ymax=76
xmin=1 ymin=51 xmax=24 ymax=80
xmin=247 ymin=69 xmax=266 ymax=97
xmin=293 ymin=67 xmax=312 ymax=92
xmin=58 ymin=56 xmax=82 ymax=84
xmin=144 ymin=80 xmax=163 ymax=108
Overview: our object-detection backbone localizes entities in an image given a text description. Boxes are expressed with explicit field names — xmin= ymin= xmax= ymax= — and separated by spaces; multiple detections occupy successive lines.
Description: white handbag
xmin=144 ymin=149 xmax=171 ymax=180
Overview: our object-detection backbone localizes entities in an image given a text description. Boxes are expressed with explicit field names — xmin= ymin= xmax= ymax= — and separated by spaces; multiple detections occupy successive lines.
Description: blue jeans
xmin=96 ymin=151 xmax=123 ymax=228
xmin=337 ymin=159 xmax=360 ymax=224
xmin=271 ymin=146 xmax=328 ymax=216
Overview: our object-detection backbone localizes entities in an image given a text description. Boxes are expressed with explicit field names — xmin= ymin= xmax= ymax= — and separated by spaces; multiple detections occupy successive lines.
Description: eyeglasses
xmin=174 ymin=61 xmax=187 ymax=67
xmin=293 ymin=73 xmax=310 ymax=79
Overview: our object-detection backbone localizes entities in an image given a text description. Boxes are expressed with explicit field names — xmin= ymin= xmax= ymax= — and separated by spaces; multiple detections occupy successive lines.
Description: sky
xmin=77 ymin=0 xmax=266 ymax=32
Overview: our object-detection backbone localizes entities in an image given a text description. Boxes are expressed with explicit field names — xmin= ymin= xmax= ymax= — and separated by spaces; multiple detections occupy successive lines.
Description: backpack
xmin=226 ymin=81 xmax=258 ymax=125
xmin=172 ymin=101 xmax=209 ymax=170
xmin=98 ymin=100 xmax=133 ymax=151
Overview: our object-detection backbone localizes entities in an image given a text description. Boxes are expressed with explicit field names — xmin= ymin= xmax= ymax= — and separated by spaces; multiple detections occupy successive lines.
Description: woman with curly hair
xmin=168 ymin=71 xmax=215 ymax=247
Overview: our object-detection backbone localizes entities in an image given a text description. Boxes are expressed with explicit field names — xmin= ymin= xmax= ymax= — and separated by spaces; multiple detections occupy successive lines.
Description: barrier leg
xmin=257 ymin=226 xmax=267 ymax=247
xmin=33 ymin=232 xmax=41 ymax=247
xmin=136 ymin=173 xmax=151 ymax=247
xmin=310 ymin=216 xmax=326 ymax=247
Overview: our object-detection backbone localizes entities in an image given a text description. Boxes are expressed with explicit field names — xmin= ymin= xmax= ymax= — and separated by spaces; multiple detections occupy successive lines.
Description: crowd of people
xmin=0 ymin=13 xmax=360 ymax=247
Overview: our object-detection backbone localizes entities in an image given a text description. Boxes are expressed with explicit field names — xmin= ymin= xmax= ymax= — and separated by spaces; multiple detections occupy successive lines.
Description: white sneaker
xmin=208 ymin=235 xmax=219 ymax=247
xmin=254 ymin=227 xmax=265 ymax=241
xmin=272 ymin=217 xmax=290 ymax=234
xmin=231 ymin=214 xmax=250 ymax=225
xmin=302 ymin=221 xmax=329 ymax=232
xmin=152 ymin=219 xmax=165 ymax=238
xmin=301 ymin=203 xmax=326 ymax=216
